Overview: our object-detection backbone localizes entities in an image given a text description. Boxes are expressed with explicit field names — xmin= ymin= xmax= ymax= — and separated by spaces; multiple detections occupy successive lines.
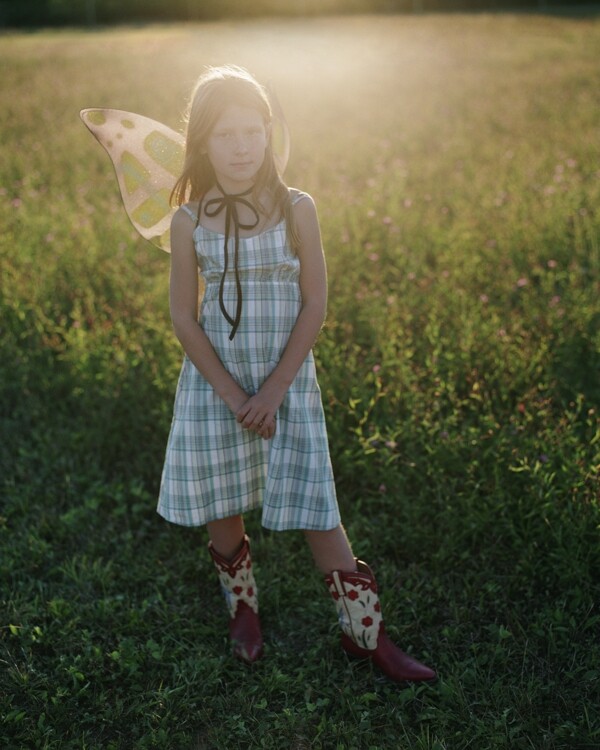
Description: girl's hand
xmin=236 ymin=400 xmax=277 ymax=440
xmin=236 ymin=385 xmax=284 ymax=440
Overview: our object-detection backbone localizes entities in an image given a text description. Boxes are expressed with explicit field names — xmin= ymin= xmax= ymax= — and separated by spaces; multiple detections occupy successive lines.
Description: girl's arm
xmin=236 ymin=194 xmax=327 ymax=434
xmin=169 ymin=208 xmax=249 ymax=415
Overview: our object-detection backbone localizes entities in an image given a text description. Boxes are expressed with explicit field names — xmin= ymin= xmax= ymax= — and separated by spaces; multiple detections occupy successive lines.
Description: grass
xmin=1 ymin=11 xmax=599 ymax=750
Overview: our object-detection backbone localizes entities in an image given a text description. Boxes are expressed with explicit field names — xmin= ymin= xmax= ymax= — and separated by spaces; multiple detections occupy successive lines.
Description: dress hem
xmin=156 ymin=506 xmax=341 ymax=532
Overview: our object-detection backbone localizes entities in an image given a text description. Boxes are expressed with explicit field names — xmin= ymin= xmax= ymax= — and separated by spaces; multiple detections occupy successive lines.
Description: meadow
xmin=1 ymin=11 xmax=599 ymax=750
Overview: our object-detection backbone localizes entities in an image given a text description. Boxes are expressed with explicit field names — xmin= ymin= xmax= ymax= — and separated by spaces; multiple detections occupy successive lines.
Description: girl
xmin=158 ymin=65 xmax=435 ymax=683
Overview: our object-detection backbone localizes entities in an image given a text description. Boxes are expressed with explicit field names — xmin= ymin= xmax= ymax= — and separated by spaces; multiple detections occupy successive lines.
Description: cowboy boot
xmin=208 ymin=534 xmax=263 ymax=664
xmin=325 ymin=559 xmax=436 ymax=682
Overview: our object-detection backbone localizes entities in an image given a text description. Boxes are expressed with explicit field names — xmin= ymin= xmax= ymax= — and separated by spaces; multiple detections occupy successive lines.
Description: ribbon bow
xmin=204 ymin=181 xmax=260 ymax=340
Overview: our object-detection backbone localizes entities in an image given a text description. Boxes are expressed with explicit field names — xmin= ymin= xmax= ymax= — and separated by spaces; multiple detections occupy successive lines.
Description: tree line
xmin=0 ymin=0 xmax=595 ymax=27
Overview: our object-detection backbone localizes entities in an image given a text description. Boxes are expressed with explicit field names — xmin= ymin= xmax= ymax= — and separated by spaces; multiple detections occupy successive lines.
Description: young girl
xmin=157 ymin=65 xmax=435 ymax=683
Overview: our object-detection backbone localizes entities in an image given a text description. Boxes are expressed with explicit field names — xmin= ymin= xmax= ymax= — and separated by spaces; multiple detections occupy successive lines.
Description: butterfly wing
xmin=80 ymin=108 xmax=184 ymax=253
xmin=266 ymin=85 xmax=291 ymax=177
xmin=80 ymin=98 xmax=291 ymax=253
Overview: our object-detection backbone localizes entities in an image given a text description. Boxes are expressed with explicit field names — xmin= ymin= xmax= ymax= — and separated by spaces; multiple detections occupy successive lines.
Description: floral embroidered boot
xmin=208 ymin=534 xmax=263 ymax=664
xmin=325 ymin=560 xmax=436 ymax=683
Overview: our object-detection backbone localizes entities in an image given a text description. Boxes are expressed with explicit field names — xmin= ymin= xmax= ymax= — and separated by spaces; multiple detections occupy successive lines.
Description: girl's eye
xmin=212 ymin=128 xmax=262 ymax=141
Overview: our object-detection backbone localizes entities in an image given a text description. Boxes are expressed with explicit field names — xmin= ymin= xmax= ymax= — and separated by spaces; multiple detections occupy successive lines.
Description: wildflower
xmin=372 ymin=364 xmax=381 ymax=373
xmin=516 ymin=277 xmax=528 ymax=288
xmin=407 ymin=272 xmax=416 ymax=281
xmin=385 ymin=440 xmax=397 ymax=450
xmin=378 ymin=483 xmax=387 ymax=494
xmin=549 ymin=295 xmax=561 ymax=307
xmin=368 ymin=253 xmax=379 ymax=262
xmin=440 ymin=431 xmax=449 ymax=440
xmin=382 ymin=216 xmax=393 ymax=225
xmin=367 ymin=209 xmax=376 ymax=218
xmin=539 ymin=454 xmax=549 ymax=463
xmin=11 ymin=198 xmax=22 ymax=208
xmin=518 ymin=403 xmax=526 ymax=414
xmin=480 ymin=294 xmax=489 ymax=303
xmin=403 ymin=198 xmax=412 ymax=208
xmin=547 ymin=259 xmax=557 ymax=268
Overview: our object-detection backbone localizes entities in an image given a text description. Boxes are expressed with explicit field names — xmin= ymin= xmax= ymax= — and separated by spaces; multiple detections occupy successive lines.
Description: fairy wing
xmin=80 ymin=108 xmax=183 ymax=252
xmin=266 ymin=84 xmax=290 ymax=178
xmin=80 ymin=101 xmax=290 ymax=253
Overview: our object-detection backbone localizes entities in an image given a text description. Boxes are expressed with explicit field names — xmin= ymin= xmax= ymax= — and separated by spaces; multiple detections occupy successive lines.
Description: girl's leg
xmin=207 ymin=514 xmax=246 ymax=560
xmin=304 ymin=524 xmax=356 ymax=574
xmin=206 ymin=514 xmax=263 ymax=663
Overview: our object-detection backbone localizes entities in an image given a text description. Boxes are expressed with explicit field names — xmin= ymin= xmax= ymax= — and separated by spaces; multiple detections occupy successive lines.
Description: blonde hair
xmin=171 ymin=65 xmax=298 ymax=251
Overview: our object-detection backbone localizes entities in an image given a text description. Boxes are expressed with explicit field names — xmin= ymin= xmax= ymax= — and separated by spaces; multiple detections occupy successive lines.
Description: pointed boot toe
xmin=370 ymin=628 xmax=436 ymax=682
xmin=230 ymin=601 xmax=264 ymax=664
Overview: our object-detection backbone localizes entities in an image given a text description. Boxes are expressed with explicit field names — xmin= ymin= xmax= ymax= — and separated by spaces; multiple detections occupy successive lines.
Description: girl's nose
xmin=234 ymin=136 xmax=249 ymax=153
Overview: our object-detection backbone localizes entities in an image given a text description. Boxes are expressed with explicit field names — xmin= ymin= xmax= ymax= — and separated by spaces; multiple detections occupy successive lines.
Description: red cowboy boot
xmin=208 ymin=535 xmax=263 ymax=664
xmin=325 ymin=560 xmax=436 ymax=683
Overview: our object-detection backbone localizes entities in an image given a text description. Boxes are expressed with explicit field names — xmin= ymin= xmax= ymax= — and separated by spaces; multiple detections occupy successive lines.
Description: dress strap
xmin=290 ymin=188 xmax=310 ymax=206
xmin=181 ymin=203 xmax=199 ymax=223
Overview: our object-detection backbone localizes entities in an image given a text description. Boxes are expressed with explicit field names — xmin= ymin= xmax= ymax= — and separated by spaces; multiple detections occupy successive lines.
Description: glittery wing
xmin=80 ymin=108 xmax=184 ymax=253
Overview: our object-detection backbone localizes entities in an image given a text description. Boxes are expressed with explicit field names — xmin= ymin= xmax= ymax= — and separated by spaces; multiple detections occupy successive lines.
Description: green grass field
xmin=1 ymin=12 xmax=599 ymax=750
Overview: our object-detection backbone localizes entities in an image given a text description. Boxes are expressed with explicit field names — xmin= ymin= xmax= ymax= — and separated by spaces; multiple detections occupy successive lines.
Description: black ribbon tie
xmin=203 ymin=181 xmax=260 ymax=340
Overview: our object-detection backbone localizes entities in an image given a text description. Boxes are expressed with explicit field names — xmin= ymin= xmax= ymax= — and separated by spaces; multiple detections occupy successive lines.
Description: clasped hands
xmin=233 ymin=385 xmax=283 ymax=441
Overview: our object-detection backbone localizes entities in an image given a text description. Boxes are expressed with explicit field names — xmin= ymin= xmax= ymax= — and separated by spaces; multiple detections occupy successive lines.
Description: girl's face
xmin=205 ymin=104 xmax=269 ymax=192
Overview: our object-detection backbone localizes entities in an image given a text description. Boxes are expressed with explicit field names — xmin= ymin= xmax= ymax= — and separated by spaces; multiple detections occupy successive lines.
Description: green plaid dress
xmin=157 ymin=191 xmax=340 ymax=531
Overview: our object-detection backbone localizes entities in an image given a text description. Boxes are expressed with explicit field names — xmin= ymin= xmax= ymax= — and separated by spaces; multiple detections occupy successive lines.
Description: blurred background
xmin=1 ymin=0 xmax=599 ymax=27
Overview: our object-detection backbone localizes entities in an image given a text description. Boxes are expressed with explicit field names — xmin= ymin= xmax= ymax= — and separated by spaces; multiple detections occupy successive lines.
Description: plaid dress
xmin=157 ymin=191 xmax=341 ymax=531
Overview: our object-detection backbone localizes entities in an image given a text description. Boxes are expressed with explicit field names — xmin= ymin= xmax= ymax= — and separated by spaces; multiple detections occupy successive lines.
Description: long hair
xmin=171 ymin=66 xmax=299 ymax=251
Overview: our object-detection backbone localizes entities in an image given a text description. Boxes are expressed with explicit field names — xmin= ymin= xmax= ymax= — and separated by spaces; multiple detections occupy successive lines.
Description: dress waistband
xmin=203 ymin=278 xmax=299 ymax=286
